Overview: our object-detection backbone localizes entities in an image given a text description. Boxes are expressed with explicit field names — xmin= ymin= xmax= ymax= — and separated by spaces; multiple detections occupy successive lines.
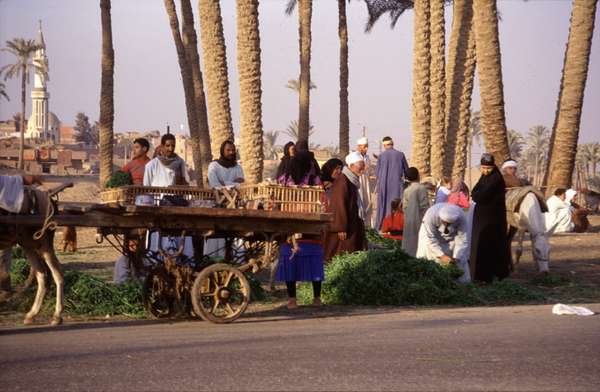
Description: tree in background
xmin=284 ymin=120 xmax=315 ymax=141
xmin=467 ymin=110 xmax=481 ymax=186
xmin=1 ymin=38 xmax=44 ymax=170
xmin=338 ymin=0 xmax=350 ymax=157
xmin=263 ymin=130 xmax=280 ymax=160
xmin=506 ymin=129 xmax=524 ymax=161
xmin=74 ymin=112 xmax=98 ymax=146
xmin=0 ymin=81 xmax=9 ymax=101
xmin=523 ymin=125 xmax=550 ymax=186
xmin=99 ymin=0 xmax=115 ymax=189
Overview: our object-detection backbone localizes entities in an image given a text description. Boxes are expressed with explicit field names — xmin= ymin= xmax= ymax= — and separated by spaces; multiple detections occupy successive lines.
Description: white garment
xmin=358 ymin=153 xmax=372 ymax=227
xmin=142 ymin=157 xmax=194 ymax=257
xmin=416 ymin=203 xmax=471 ymax=283
xmin=143 ymin=157 xmax=190 ymax=188
xmin=207 ymin=161 xmax=244 ymax=188
xmin=434 ymin=186 xmax=451 ymax=204
xmin=545 ymin=195 xmax=574 ymax=234
xmin=113 ymin=255 xmax=132 ymax=284
xmin=0 ymin=175 xmax=24 ymax=213
xmin=517 ymin=193 xmax=550 ymax=272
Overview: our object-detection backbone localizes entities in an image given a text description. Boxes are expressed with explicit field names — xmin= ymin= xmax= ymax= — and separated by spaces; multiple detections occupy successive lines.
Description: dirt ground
xmin=2 ymin=177 xmax=600 ymax=325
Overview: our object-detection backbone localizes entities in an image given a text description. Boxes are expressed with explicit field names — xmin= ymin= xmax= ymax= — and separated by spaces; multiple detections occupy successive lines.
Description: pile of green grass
xmin=298 ymin=249 xmax=545 ymax=306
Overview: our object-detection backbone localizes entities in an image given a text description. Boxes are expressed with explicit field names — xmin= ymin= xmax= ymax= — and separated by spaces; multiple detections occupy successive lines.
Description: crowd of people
xmin=0 ymin=132 xmax=592 ymax=308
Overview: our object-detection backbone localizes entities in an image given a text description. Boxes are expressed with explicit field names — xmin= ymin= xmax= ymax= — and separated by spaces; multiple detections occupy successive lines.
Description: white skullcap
xmin=357 ymin=137 xmax=368 ymax=146
xmin=501 ymin=159 xmax=518 ymax=170
xmin=439 ymin=204 xmax=462 ymax=223
xmin=345 ymin=151 xmax=363 ymax=166
xmin=565 ymin=189 xmax=577 ymax=203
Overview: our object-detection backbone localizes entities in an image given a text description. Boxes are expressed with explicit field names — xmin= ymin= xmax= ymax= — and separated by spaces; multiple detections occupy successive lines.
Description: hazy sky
xmin=1 ymin=0 xmax=599 ymax=155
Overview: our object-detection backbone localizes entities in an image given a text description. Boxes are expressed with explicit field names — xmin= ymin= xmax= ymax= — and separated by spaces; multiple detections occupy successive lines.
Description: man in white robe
xmin=545 ymin=188 xmax=575 ymax=234
xmin=416 ymin=203 xmax=471 ymax=283
xmin=355 ymin=137 xmax=373 ymax=227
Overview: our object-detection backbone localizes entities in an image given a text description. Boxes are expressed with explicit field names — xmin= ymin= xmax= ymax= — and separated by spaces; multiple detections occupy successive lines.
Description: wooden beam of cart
xmin=0 ymin=203 xmax=332 ymax=235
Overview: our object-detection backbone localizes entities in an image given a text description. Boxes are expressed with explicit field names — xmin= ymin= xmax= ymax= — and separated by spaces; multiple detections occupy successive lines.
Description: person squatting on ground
xmin=469 ymin=154 xmax=511 ymax=283
xmin=374 ymin=136 xmax=409 ymax=230
xmin=416 ymin=203 xmax=471 ymax=283
xmin=275 ymin=142 xmax=324 ymax=309
xmin=380 ymin=198 xmax=404 ymax=241
xmin=355 ymin=137 xmax=373 ymax=228
xmin=323 ymin=152 xmax=368 ymax=262
xmin=401 ymin=167 xmax=430 ymax=257
xmin=501 ymin=159 xmax=550 ymax=273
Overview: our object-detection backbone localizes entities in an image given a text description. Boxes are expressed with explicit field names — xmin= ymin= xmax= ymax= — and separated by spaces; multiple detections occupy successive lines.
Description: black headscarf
xmin=276 ymin=141 xmax=295 ymax=179
xmin=406 ymin=167 xmax=420 ymax=182
xmin=290 ymin=140 xmax=321 ymax=185
xmin=321 ymin=158 xmax=344 ymax=183
xmin=216 ymin=140 xmax=237 ymax=168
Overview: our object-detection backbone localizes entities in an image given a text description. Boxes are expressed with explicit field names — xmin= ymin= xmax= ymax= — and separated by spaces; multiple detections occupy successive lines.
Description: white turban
xmin=566 ymin=189 xmax=577 ymax=203
xmin=357 ymin=137 xmax=368 ymax=146
xmin=501 ymin=159 xmax=518 ymax=170
xmin=439 ymin=204 xmax=462 ymax=224
xmin=345 ymin=151 xmax=363 ymax=166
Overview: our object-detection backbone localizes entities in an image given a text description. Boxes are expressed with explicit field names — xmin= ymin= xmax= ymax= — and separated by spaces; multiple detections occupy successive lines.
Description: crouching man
xmin=416 ymin=203 xmax=471 ymax=283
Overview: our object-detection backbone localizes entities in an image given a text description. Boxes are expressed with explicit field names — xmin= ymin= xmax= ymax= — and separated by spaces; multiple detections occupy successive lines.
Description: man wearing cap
xmin=323 ymin=152 xmax=367 ymax=261
xmin=417 ymin=203 xmax=471 ymax=283
xmin=356 ymin=137 xmax=373 ymax=227
xmin=469 ymin=153 xmax=511 ymax=283
xmin=374 ymin=136 xmax=409 ymax=230
xmin=501 ymin=158 xmax=551 ymax=273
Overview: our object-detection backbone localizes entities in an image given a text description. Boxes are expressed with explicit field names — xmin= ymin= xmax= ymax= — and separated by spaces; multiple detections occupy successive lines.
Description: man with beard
xmin=208 ymin=140 xmax=245 ymax=188
xmin=323 ymin=152 xmax=367 ymax=261
xmin=469 ymin=153 xmax=510 ymax=283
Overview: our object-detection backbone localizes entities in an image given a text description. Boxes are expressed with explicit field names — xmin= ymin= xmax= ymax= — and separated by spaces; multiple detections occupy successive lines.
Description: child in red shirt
xmin=380 ymin=198 xmax=404 ymax=241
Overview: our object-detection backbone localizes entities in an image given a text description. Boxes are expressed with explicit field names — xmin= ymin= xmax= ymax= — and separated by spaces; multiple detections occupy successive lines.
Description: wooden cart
xmin=1 ymin=184 xmax=331 ymax=323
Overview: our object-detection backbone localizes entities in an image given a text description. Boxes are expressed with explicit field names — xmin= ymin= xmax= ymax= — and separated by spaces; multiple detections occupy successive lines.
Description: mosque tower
xmin=26 ymin=21 xmax=59 ymax=143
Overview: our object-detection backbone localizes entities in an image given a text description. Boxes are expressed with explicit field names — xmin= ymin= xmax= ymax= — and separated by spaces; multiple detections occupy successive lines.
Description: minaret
xmin=30 ymin=20 xmax=50 ymax=141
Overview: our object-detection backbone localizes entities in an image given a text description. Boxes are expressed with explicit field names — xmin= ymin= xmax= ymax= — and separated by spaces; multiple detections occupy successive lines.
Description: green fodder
xmin=105 ymin=171 xmax=132 ymax=188
xmin=9 ymin=258 xmax=29 ymax=286
xmin=11 ymin=246 xmax=25 ymax=259
xmin=298 ymin=249 xmax=545 ymax=306
xmin=365 ymin=228 xmax=402 ymax=250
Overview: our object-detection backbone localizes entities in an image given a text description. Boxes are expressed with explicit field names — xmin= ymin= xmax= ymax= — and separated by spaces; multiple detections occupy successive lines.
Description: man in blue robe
xmin=375 ymin=136 xmax=409 ymax=230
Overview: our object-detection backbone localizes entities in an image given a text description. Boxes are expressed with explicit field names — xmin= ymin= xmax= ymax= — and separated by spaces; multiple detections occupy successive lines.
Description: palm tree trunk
xmin=298 ymin=0 xmax=312 ymax=144
xmin=546 ymin=0 xmax=598 ymax=195
xmin=429 ymin=0 xmax=446 ymax=180
xmin=410 ymin=0 xmax=431 ymax=176
xmin=237 ymin=0 xmax=264 ymax=184
xmin=164 ymin=0 xmax=202 ymax=185
xmin=99 ymin=0 xmax=114 ymax=189
xmin=181 ymin=0 xmax=212 ymax=184
xmin=19 ymin=65 xmax=26 ymax=170
xmin=472 ymin=0 xmax=509 ymax=164
xmin=338 ymin=0 xmax=350 ymax=157
xmin=198 ymin=0 xmax=234 ymax=158
xmin=446 ymin=0 xmax=476 ymax=179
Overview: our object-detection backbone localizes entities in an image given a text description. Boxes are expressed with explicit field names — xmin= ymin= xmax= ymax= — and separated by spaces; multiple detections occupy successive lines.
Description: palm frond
xmin=363 ymin=0 xmax=413 ymax=32
xmin=285 ymin=0 xmax=298 ymax=15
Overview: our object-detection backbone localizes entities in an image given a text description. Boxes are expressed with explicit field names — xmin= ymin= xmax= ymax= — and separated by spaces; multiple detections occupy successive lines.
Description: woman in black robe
xmin=469 ymin=153 xmax=511 ymax=283
xmin=275 ymin=142 xmax=295 ymax=183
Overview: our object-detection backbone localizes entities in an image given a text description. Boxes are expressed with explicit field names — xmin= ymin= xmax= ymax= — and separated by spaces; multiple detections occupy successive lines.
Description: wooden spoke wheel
xmin=191 ymin=263 xmax=250 ymax=323
xmin=143 ymin=267 xmax=175 ymax=318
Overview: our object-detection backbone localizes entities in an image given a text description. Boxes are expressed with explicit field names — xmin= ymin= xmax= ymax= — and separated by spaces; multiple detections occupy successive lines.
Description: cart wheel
xmin=143 ymin=267 xmax=175 ymax=318
xmin=191 ymin=263 xmax=251 ymax=323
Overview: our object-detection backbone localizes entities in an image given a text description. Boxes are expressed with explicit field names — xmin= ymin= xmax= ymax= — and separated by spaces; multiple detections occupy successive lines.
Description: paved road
xmin=1 ymin=304 xmax=599 ymax=391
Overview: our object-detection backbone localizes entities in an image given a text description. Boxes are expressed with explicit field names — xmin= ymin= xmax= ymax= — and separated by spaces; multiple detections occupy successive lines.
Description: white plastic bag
xmin=552 ymin=303 xmax=595 ymax=316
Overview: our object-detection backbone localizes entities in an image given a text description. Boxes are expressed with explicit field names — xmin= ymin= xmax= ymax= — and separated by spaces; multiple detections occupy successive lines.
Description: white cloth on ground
xmin=552 ymin=303 xmax=594 ymax=316
xmin=0 ymin=175 xmax=25 ymax=213
xmin=207 ymin=161 xmax=244 ymax=188
xmin=416 ymin=203 xmax=471 ymax=283
xmin=434 ymin=186 xmax=451 ymax=204
xmin=518 ymin=192 xmax=550 ymax=272
xmin=545 ymin=195 xmax=574 ymax=234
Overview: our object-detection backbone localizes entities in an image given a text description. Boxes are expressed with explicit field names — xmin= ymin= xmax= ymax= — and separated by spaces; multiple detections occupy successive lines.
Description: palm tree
xmin=466 ymin=110 xmax=481 ymax=186
xmin=446 ymin=0 xmax=476 ymax=179
xmin=546 ymin=0 xmax=598 ymax=194
xmin=338 ymin=0 xmax=350 ymax=157
xmin=181 ymin=0 xmax=212 ymax=183
xmin=263 ymin=130 xmax=280 ymax=160
xmin=410 ymin=0 xmax=432 ymax=177
xmin=525 ymin=125 xmax=550 ymax=186
xmin=285 ymin=78 xmax=316 ymax=92
xmin=99 ymin=0 xmax=115 ymax=189
xmin=472 ymin=0 xmax=509 ymax=164
xmin=237 ymin=0 xmax=264 ymax=184
xmin=164 ymin=0 xmax=203 ymax=185
xmin=1 ymin=38 xmax=42 ymax=170
xmin=286 ymin=0 xmax=313 ymax=144
xmin=284 ymin=120 xmax=315 ymax=140
xmin=589 ymin=142 xmax=600 ymax=176
xmin=507 ymin=129 xmax=525 ymax=161
xmin=429 ymin=0 xmax=446 ymax=180
xmin=576 ymin=143 xmax=592 ymax=177
xmin=0 ymin=81 xmax=9 ymax=101
xmin=198 ymin=0 xmax=234 ymax=158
